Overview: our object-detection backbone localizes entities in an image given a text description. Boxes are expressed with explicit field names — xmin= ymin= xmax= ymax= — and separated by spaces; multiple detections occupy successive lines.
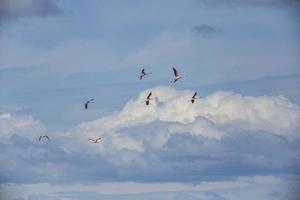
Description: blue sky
xmin=0 ymin=0 xmax=300 ymax=199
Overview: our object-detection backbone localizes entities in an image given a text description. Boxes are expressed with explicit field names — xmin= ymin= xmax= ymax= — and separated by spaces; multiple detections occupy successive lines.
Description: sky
xmin=0 ymin=0 xmax=300 ymax=199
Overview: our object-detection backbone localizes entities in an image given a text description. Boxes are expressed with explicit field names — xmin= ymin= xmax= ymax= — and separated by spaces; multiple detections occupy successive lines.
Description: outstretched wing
xmin=147 ymin=92 xmax=152 ymax=99
xmin=192 ymin=92 xmax=197 ymax=98
xmin=141 ymin=68 xmax=145 ymax=74
xmin=88 ymin=138 xmax=95 ymax=142
xmin=173 ymin=67 xmax=178 ymax=77
xmin=45 ymin=135 xmax=50 ymax=140
xmin=39 ymin=136 xmax=42 ymax=141
xmin=85 ymin=103 xmax=88 ymax=109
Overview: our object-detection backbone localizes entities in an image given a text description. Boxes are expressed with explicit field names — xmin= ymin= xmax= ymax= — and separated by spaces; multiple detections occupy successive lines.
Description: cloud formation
xmin=192 ymin=24 xmax=222 ymax=36
xmin=1 ymin=175 xmax=299 ymax=200
xmin=0 ymin=113 xmax=45 ymax=140
xmin=0 ymin=0 xmax=61 ymax=21
xmin=75 ymin=86 xmax=300 ymax=143
xmin=1 ymin=86 xmax=299 ymax=184
xmin=200 ymin=0 xmax=300 ymax=7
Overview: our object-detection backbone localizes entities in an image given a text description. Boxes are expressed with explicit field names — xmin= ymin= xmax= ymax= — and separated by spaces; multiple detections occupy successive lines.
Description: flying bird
xmin=88 ymin=137 xmax=101 ymax=143
xmin=39 ymin=134 xmax=50 ymax=141
xmin=172 ymin=67 xmax=182 ymax=83
xmin=139 ymin=68 xmax=151 ymax=80
xmin=145 ymin=92 xmax=152 ymax=106
xmin=190 ymin=92 xmax=197 ymax=104
xmin=84 ymin=99 xmax=94 ymax=110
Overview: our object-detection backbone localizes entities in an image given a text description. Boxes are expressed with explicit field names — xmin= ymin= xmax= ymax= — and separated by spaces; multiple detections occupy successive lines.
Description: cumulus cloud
xmin=74 ymin=86 xmax=300 ymax=148
xmin=37 ymin=87 xmax=300 ymax=181
xmin=0 ymin=113 xmax=45 ymax=140
xmin=1 ymin=87 xmax=300 ymax=184
xmin=0 ymin=0 xmax=61 ymax=21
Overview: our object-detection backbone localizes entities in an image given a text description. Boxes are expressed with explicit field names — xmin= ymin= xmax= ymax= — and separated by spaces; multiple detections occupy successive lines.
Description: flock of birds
xmin=38 ymin=67 xmax=198 ymax=143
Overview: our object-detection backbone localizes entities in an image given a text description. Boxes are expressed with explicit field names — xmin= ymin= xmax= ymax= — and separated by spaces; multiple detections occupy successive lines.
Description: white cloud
xmin=64 ymin=86 xmax=300 ymax=155
xmin=1 ymin=175 xmax=297 ymax=200
xmin=112 ymin=134 xmax=144 ymax=152
xmin=0 ymin=112 xmax=44 ymax=140
xmin=1 ymin=86 xmax=299 ymax=185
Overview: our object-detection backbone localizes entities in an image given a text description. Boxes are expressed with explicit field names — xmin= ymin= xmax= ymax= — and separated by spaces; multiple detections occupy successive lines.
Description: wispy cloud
xmin=200 ymin=0 xmax=300 ymax=7
xmin=192 ymin=24 xmax=222 ymax=36
xmin=0 ymin=0 xmax=61 ymax=21
xmin=1 ymin=175 xmax=298 ymax=200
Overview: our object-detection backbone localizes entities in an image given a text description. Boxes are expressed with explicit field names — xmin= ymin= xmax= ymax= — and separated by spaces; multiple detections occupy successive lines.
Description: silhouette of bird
xmin=190 ymin=92 xmax=197 ymax=104
xmin=139 ymin=68 xmax=151 ymax=80
xmin=88 ymin=137 xmax=101 ymax=143
xmin=172 ymin=67 xmax=181 ymax=83
xmin=39 ymin=134 xmax=50 ymax=141
xmin=145 ymin=92 xmax=152 ymax=106
xmin=84 ymin=99 xmax=94 ymax=110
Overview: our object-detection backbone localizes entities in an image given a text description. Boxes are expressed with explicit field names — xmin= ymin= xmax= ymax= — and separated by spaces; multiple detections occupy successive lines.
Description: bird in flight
xmin=190 ymin=92 xmax=198 ymax=104
xmin=172 ymin=67 xmax=181 ymax=83
xmin=145 ymin=92 xmax=153 ymax=106
xmin=39 ymin=134 xmax=50 ymax=141
xmin=88 ymin=137 xmax=101 ymax=143
xmin=84 ymin=99 xmax=94 ymax=110
xmin=139 ymin=68 xmax=151 ymax=80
